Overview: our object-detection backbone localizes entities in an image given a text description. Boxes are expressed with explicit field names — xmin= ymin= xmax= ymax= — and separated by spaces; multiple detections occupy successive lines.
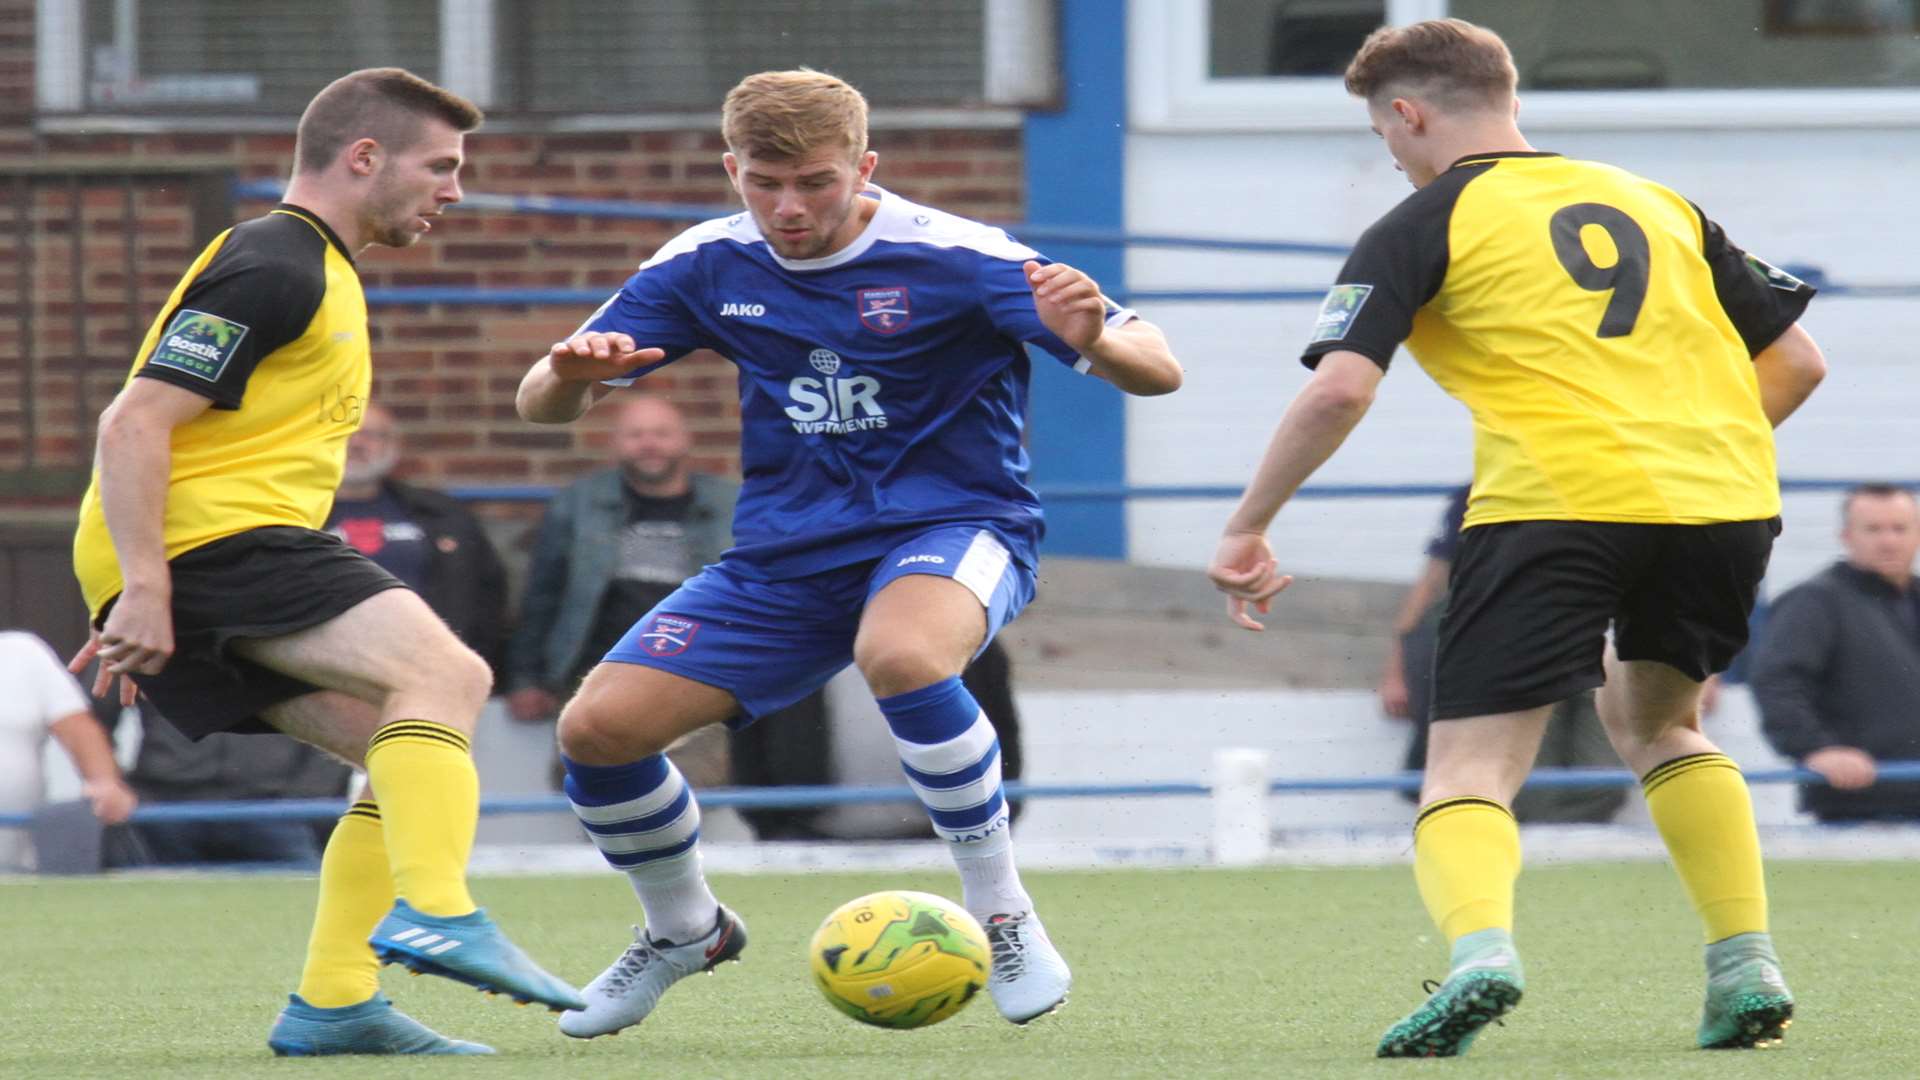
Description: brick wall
xmin=0 ymin=0 xmax=1027 ymax=500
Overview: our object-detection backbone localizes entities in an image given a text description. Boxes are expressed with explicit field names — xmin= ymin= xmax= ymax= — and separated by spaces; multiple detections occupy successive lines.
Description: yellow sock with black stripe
xmin=1642 ymin=752 xmax=1768 ymax=942
xmin=1413 ymin=796 xmax=1522 ymax=943
xmin=296 ymin=800 xmax=392 ymax=1008
xmin=364 ymin=720 xmax=478 ymax=917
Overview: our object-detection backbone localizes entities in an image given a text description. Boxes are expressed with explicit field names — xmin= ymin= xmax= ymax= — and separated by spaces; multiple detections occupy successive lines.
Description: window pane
xmin=1454 ymin=0 xmax=1920 ymax=90
xmin=1210 ymin=0 xmax=1386 ymax=78
xmin=83 ymin=0 xmax=440 ymax=112
xmin=502 ymin=0 xmax=988 ymax=112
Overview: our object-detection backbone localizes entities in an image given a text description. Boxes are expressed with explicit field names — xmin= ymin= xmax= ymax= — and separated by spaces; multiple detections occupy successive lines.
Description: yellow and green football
xmin=808 ymin=890 xmax=990 ymax=1029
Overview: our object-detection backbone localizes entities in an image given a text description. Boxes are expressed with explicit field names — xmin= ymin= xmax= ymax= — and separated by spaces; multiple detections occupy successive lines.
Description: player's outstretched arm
xmin=1025 ymin=260 xmax=1183 ymax=396
xmin=77 ymin=379 xmax=213 ymax=701
xmin=1752 ymin=322 xmax=1826 ymax=428
xmin=516 ymin=332 xmax=666 ymax=424
xmin=1207 ymin=350 xmax=1382 ymax=630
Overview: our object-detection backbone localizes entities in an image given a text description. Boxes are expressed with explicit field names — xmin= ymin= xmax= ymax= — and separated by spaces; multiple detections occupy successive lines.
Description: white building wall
xmin=1123 ymin=124 xmax=1920 ymax=594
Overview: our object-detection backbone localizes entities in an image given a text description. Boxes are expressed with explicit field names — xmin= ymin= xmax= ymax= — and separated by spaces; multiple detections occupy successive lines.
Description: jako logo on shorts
xmin=785 ymin=348 xmax=888 ymax=434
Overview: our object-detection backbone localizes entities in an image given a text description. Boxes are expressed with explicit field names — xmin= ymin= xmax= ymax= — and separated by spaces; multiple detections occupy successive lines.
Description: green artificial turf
xmin=3 ymin=862 xmax=1915 ymax=1079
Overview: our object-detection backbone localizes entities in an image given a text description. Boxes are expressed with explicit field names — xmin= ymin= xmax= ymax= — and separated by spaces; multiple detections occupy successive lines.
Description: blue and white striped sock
xmin=563 ymin=754 xmax=718 ymax=943
xmin=879 ymin=676 xmax=1034 ymax=917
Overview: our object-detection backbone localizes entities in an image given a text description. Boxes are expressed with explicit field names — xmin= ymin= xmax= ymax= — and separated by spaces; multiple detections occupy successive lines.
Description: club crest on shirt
xmin=857 ymin=286 xmax=911 ymax=334
xmin=638 ymin=615 xmax=700 ymax=657
xmin=1308 ymin=284 xmax=1373 ymax=343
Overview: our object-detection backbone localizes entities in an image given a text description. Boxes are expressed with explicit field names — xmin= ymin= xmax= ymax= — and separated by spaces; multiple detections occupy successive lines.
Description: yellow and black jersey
xmin=1301 ymin=151 xmax=1815 ymax=528
xmin=73 ymin=204 xmax=371 ymax=615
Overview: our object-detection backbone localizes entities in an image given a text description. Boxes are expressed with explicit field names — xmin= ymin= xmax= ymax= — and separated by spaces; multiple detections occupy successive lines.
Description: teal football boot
xmin=370 ymin=898 xmax=586 ymax=1012
xmin=1377 ymin=928 xmax=1525 ymax=1058
xmin=1698 ymin=932 xmax=1793 ymax=1049
xmin=267 ymin=992 xmax=493 ymax=1056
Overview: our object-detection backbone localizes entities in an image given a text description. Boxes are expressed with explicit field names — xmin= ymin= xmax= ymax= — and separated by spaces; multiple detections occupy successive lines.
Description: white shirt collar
xmin=763 ymin=185 xmax=892 ymax=272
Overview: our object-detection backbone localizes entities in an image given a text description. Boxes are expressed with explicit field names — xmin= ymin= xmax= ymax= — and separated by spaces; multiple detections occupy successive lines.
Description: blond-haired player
xmin=519 ymin=68 xmax=1183 ymax=1037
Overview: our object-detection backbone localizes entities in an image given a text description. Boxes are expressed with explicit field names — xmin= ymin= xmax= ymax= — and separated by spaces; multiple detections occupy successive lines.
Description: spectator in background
xmin=1378 ymin=485 xmax=1626 ymax=823
xmin=0 ymin=630 xmax=136 ymax=870
xmin=1753 ymin=483 xmax=1920 ymax=822
xmin=326 ymin=402 xmax=510 ymax=670
xmin=504 ymin=396 xmax=738 ymax=786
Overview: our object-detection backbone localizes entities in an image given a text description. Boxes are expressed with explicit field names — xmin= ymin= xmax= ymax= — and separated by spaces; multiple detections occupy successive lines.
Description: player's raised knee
xmin=426 ymin=639 xmax=494 ymax=717
xmin=854 ymin=636 xmax=960 ymax=699
xmin=556 ymin=696 xmax=668 ymax=765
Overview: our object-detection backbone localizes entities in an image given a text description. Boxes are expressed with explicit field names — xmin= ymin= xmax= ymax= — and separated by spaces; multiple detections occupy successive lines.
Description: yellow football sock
xmin=296 ymin=800 xmax=392 ymax=1008
xmin=364 ymin=720 xmax=478 ymax=917
xmin=1642 ymin=752 xmax=1768 ymax=943
xmin=1413 ymin=796 xmax=1522 ymax=943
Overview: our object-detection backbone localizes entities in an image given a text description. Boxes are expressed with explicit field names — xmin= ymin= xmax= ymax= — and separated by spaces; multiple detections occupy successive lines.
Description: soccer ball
xmin=808 ymin=890 xmax=990 ymax=1029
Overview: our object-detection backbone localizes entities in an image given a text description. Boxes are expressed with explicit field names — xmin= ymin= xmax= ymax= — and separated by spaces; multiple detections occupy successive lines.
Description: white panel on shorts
xmin=952 ymin=529 xmax=1012 ymax=609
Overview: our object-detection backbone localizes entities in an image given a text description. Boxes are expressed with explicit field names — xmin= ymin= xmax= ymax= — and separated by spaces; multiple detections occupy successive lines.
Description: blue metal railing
xmin=8 ymin=764 xmax=1919 ymax=828
xmin=231 ymin=180 xmax=1354 ymax=258
xmin=230 ymin=181 xmax=1912 ymax=305
xmin=433 ymin=478 xmax=1909 ymax=506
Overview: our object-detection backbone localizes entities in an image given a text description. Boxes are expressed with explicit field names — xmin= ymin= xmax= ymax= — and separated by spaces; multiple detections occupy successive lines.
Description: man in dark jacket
xmin=1752 ymin=483 xmax=1920 ymax=821
xmin=325 ymin=403 xmax=510 ymax=669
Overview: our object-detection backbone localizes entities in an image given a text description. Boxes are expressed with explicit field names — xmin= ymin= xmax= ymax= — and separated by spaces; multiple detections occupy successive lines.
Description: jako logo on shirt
xmin=785 ymin=348 xmax=888 ymax=434
xmin=896 ymin=553 xmax=946 ymax=567
xmin=719 ymin=302 xmax=765 ymax=317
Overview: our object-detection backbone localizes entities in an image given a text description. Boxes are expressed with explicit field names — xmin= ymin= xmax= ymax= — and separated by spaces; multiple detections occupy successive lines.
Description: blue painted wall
xmin=1023 ymin=0 xmax=1128 ymax=558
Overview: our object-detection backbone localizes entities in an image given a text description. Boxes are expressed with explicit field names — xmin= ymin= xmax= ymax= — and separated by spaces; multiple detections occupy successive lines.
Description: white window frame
xmin=1131 ymin=0 xmax=1920 ymax=133
xmin=35 ymin=0 xmax=1036 ymax=132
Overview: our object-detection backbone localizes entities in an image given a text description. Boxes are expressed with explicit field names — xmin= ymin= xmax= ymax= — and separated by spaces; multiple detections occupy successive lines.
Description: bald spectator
xmin=1753 ymin=484 xmax=1920 ymax=822
xmin=504 ymin=397 xmax=738 ymax=785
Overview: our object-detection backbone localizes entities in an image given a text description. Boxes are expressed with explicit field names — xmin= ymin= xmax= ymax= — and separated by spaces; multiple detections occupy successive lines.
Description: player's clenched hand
xmin=547 ymin=332 xmax=666 ymax=383
xmin=71 ymin=587 xmax=173 ymax=705
xmin=1208 ymin=531 xmax=1293 ymax=632
xmin=1026 ymin=261 xmax=1108 ymax=352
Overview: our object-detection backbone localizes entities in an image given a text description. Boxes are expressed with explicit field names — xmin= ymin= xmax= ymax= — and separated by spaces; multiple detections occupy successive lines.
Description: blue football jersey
xmin=582 ymin=185 xmax=1135 ymax=580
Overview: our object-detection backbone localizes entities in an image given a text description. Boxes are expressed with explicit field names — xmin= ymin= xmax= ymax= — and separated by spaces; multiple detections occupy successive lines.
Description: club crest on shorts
xmin=857 ymin=286 xmax=910 ymax=334
xmin=638 ymin=615 xmax=700 ymax=657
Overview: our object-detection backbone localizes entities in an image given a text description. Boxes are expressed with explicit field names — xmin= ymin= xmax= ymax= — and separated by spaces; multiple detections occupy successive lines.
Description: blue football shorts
xmin=601 ymin=524 xmax=1035 ymax=724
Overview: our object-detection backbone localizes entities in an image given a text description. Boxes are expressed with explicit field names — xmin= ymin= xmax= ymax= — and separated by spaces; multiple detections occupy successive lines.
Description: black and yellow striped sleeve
xmin=1299 ymin=164 xmax=1487 ymax=372
xmin=1691 ymin=205 xmax=1816 ymax=356
xmin=136 ymin=213 xmax=329 ymax=409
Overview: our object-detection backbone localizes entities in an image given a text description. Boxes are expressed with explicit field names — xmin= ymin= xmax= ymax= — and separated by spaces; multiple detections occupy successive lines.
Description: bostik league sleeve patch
xmin=1308 ymin=284 xmax=1374 ymax=343
xmin=145 ymin=308 xmax=251 ymax=382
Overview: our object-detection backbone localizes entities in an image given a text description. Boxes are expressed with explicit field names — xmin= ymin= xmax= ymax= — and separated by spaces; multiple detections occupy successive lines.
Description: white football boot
xmin=557 ymin=907 xmax=747 ymax=1039
xmin=982 ymin=911 xmax=1071 ymax=1023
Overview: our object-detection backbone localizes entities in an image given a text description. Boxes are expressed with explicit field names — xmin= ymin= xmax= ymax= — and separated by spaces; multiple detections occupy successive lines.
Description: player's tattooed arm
xmin=1207 ymin=350 xmax=1382 ymax=630
xmin=517 ymin=331 xmax=667 ymax=423
xmin=1025 ymin=261 xmax=1183 ymax=396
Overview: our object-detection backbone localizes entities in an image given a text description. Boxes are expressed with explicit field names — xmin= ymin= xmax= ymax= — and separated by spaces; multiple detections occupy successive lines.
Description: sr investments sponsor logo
xmin=784 ymin=349 xmax=888 ymax=434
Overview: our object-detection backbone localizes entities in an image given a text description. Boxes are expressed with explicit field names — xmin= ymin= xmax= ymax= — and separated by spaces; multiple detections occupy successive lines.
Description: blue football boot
xmin=370 ymin=899 xmax=586 ymax=1013
xmin=267 ymin=992 xmax=493 ymax=1056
